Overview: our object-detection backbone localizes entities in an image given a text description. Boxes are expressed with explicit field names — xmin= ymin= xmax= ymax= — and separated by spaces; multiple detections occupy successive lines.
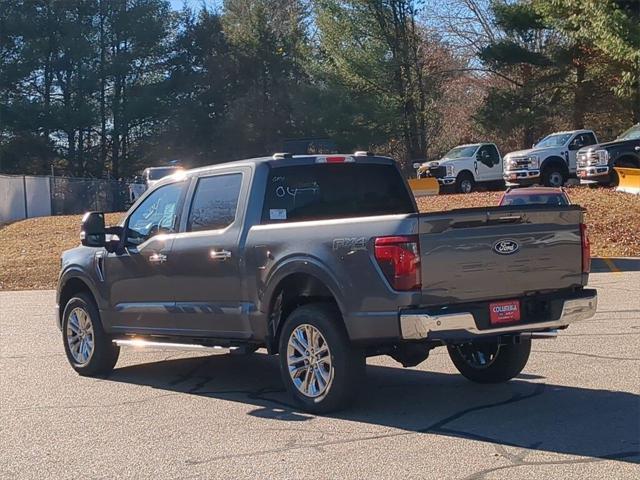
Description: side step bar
xmin=113 ymin=338 xmax=238 ymax=352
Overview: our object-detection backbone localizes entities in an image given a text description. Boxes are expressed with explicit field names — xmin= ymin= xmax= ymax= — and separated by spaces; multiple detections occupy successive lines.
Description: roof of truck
xmin=184 ymin=153 xmax=395 ymax=177
xmin=548 ymin=129 xmax=594 ymax=135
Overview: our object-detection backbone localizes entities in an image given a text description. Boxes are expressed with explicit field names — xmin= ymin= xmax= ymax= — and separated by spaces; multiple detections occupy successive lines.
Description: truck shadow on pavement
xmin=106 ymin=352 xmax=640 ymax=464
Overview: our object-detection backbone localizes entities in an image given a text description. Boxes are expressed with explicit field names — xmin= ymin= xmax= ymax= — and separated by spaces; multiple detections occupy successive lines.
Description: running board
xmin=113 ymin=338 xmax=238 ymax=352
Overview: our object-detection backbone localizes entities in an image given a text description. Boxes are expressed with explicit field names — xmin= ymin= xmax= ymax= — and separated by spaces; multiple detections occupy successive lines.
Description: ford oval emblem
xmin=493 ymin=239 xmax=519 ymax=255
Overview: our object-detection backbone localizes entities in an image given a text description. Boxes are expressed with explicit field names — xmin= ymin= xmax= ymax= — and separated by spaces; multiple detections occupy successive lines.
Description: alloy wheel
xmin=66 ymin=307 xmax=95 ymax=366
xmin=287 ymin=324 xmax=333 ymax=398
xmin=548 ymin=171 xmax=564 ymax=187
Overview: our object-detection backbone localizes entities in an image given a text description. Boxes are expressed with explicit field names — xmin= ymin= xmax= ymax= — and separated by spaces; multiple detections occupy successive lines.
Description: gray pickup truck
xmin=57 ymin=152 xmax=597 ymax=412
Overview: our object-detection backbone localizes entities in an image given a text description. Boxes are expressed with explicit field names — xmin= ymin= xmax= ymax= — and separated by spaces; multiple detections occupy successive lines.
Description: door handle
xmin=210 ymin=249 xmax=232 ymax=261
xmin=149 ymin=253 xmax=167 ymax=264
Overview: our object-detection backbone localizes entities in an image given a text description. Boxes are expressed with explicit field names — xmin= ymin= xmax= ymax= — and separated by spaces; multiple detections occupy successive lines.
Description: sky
xmin=169 ymin=0 xmax=220 ymax=11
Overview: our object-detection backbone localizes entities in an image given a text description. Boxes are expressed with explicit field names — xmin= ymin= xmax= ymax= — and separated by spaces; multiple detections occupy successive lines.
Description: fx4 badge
xmin=333 ymin=237 xmax=367 ymax=252
xmin=493 ymin=239 xmax=519 ymax=255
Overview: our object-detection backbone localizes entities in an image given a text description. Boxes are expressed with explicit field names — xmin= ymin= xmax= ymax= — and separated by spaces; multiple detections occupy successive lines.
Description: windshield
xmin=146 ymin=167 xmax=180 ymax=181
xmin=444 ymin=145 xmax=479 ymax=159
xmin=535 ymin=133 xmax=572 ymax=148
xmin=618 ymin=124 xmax=640 ymax=141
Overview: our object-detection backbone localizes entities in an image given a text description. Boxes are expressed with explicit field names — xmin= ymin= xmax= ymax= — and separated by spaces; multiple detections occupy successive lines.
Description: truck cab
xmin=577 ymin=123 xmax=640 ymax=186
xmin=504 ymin=130 xmax=598 ymax=187
xmin=417 ymin=143 xmax=503 ymax=193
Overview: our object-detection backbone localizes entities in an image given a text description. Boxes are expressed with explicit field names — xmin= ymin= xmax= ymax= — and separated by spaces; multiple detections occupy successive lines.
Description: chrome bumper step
xmin=400 ymin=293 xmax=597 ymax=341
xmin=113 ymin=338 xmax=238 ymax=352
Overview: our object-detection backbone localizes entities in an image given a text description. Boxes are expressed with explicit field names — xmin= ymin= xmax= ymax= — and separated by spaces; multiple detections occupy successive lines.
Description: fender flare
xmin=456 ymin=169 xmax=475 ymax=181
xmin=261 ymin=255 xmax=347 ymax=318
xmin=57 ymin=268 xmax=102 ymax=311
xmin=540 ymin=156 xmax=568 ymax=174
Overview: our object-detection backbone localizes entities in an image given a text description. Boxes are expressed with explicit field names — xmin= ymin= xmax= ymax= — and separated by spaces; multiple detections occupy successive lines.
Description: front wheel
xmin=278 ymin=303 xmax=365 ymax=413
xmin=62 ymin=293 xmax=120 ymax=376
xmin=542 ymin=167 xmax=566 ymax=187
xmin=455 ymin=172 xmax=475 ymax=194
xmin=447 ymin=339 xmax=531 ymax=383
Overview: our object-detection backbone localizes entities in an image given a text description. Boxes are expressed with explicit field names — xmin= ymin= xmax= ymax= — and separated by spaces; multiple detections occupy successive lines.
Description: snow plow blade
xmin=408 ymin=177 xmax=440 ymax=197
xmin=615 ymin=167 xmax=640 ymax=195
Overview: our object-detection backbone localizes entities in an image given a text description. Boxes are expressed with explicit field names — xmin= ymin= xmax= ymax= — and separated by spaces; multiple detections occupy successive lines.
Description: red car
xmin=499 ymin=187 xmax=571 ymax=206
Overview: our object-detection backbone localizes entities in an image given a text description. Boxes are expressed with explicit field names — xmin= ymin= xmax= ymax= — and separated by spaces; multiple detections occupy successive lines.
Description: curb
xmin=591 ymin=257 xmax=640 ymax=273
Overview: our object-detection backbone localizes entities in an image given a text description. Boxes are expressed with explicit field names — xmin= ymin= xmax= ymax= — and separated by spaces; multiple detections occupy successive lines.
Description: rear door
xmin=418 ymin=206 xmax=585 ymax=306
xmin=168 ymin=168 xmax=251 ymax=337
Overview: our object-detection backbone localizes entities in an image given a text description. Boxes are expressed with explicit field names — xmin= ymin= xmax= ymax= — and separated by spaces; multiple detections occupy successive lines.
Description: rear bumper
xmin=400 ymin=289 xmax=597 ymax=341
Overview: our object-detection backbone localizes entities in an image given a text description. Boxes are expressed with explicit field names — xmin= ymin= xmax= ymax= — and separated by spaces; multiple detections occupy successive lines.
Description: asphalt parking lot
xmin=1 ymin=270 xmax=639 ymax=479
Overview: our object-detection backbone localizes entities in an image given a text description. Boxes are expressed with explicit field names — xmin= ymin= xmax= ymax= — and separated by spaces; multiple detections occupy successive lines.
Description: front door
xmin=169 ymin=170 xmax=250 ymax=338
xmin=102 ymin=180 xmax=187 ymax=331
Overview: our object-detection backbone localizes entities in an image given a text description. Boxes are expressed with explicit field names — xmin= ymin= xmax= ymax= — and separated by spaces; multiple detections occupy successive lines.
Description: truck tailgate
xmin=419 ymin=206 xmax=585 ymax=305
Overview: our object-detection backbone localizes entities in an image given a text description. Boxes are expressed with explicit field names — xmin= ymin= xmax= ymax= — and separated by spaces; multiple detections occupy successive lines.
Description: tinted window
xmin=502 ymin=194 xmax=568 ymax=206
xmin=188 ymin=174 xmax=242 ymax=231
xmin=127 ymin=182 xmax=184 ymax=245
xmin=582 ymin=133 xmax=597 ymax=146
xmin=146 ymin=167 xmax=181 ymax=180
xmin=262 ymin=163 xmax=415 ymax=223
xmin=477 ymin=145 xmax=499 ymax=167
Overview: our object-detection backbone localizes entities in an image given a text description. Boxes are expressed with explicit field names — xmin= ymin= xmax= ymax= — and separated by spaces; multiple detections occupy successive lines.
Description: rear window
xmin=262 ymin=163 xmax=415 ymax=223
xmin=501 ymin=193 xmax=569 ymax=206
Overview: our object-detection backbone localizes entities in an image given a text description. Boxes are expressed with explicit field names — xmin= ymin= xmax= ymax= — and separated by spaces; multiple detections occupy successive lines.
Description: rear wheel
xmin=542 ymin=166 xmax=565 ymax=187
xmin=278 ymin=303 xmax=365 ymax=413
xmin=455 ymin=172 xmax=475 ymax=194
xmin=447 ymin=339 xmax=531 ymax=383
xmin=62 ymin=293 xmax=119 ymax=376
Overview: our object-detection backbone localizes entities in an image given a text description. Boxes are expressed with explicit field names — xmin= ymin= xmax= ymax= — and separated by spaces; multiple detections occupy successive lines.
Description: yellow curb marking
xmin=602 ymin=258 xmax=621 ymax=273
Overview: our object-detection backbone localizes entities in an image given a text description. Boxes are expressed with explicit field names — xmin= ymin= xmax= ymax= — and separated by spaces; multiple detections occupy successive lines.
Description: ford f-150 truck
xmin=577 ymin=123 xmax=640 ymax=186
xmin=417 ymin=143 xmax=503 ymax=193
xmin=504 ymin=130 xmax=599 ymax=187
xmin=57 ymin=152 xmax=597 ymax=413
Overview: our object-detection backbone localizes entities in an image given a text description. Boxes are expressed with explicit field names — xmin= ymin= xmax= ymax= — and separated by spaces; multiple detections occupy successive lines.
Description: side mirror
xmin=80 ymin=212 xmax=106 ymax=247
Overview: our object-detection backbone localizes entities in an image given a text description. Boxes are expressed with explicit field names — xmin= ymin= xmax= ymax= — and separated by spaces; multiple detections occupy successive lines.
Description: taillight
xmin=374 ymin=235 xmax=421 ymax=291
xmin=580 ymin=223 xmax=590 ymax=273
xmin=315 ymin=156 xmax=355 ymax=163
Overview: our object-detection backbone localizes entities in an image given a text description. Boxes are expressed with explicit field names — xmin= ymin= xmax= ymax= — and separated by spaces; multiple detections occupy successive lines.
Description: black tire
xmin=62 ymin=293 xmax=120 ymax=376
xmin=278 ymin=303 xmax=365 ymax=414
xmin=542 ymin=166 xmax=566 ymax=187
xmin=455 ymin=171 xmax=475 ymax=194
xmin=447 ymin=339 xmax=531 ymax=384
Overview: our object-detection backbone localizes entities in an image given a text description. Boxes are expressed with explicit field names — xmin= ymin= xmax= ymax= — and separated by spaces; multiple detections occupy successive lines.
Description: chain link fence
xmin=50 ymin=177 xmax=130 ymax=215
xmin=0 ymin=174 xmax=133 ymax=224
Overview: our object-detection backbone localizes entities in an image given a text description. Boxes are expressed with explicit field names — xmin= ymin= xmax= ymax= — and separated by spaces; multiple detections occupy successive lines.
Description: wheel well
xmin=457 ymin=170 xmax=474 ymax=180
xmin=266 ymin=273 xmax=340 ymax=353
xmin=541 ymin=156 xmax=568 ymax=174
xmin=59 ymin=278 xmax=95 ymax=320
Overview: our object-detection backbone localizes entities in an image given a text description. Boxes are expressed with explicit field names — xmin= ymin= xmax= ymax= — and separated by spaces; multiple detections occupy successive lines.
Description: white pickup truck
xmin=417 ymin=143 xmax=503 ymax=193
xmin=503 ymin=130 xmax=599 ymax=187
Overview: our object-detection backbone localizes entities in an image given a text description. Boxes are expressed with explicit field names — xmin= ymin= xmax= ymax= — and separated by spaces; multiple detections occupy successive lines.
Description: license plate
xmin=490 ymin=300 xmax=521 ymax=325
xmin=508 ymin=174 xmax=517 ymax=180
xmin=578 ymin=171 xmax=586 ymax=177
